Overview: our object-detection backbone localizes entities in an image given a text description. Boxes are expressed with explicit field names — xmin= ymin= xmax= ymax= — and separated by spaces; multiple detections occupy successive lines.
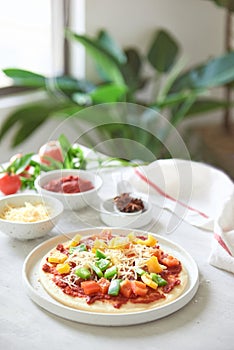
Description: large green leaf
xmin=121 ymin=48 xmax=146 ymax=95
xmin=147 ymin=30 xmax=180 ymax=73
xmin=49 ymin=76 xmax=95 ymax=93
xmin=95 ymin=30 xmax=126 ymax=81
xmin=66 ymin=30 xmax=125 ymax=85
xmin=153 ymin=90 xmax=202 ymax=108
xmin=49 ymin=105 xmax=84 ymax=119
xmin=207 ymin=0 xmax=234 ymax=11
xmin=3 ymin=68 xmax=45 ymax=87
xmin=97 ymin=30 xmax=127 ymax=64
xmin=90 ymin=84 xmax=128 ymax=103
xmin=170 ymin=94 xmax=198 ymax=125
xmin=155 ymin=58 xmax=187 ymax=104
xmin=185 ymin=98 xmax=234 ymax=116
xmin=3 ymin=68 xmax=94 ymax=93
xmin=171 ymin=51 xmax=234 ymax=91
xmin=0 ymin=101 xmax=74 ymax=147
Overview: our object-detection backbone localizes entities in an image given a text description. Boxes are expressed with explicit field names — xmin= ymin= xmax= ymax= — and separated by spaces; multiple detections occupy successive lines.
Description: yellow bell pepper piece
xmin=93 ymin=239 xmax=108 ymax=249
xmin=48 ymin=252 xmax=68 ymax=264
xmin=108 ymin=236 xmax=129 ymax=249
xmin=137 ymin=234 xmax=157 ymax=247
xmin=146 ymin=256 xmax=163 ymax=273
xmin=69 ymin=234 xmax=82 ymax=247
xmin=56 ymin=262 xmax=71 ymax=274
xmin=141 ymin=274 xmax=158 ymax=290
xmin=127 ymin=232 xmax=137 ymax=243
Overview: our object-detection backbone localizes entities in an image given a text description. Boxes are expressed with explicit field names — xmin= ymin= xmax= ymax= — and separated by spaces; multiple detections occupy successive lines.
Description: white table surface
xmin=0 ymin=169 xmax=233 ymax=350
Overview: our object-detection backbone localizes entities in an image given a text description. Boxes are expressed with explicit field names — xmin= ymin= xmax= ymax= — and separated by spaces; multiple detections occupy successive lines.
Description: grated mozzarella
xmin=61 ymin=241 xmax=161 ymax=284
xmin=0 ymin=202 xmax=50 ymax=222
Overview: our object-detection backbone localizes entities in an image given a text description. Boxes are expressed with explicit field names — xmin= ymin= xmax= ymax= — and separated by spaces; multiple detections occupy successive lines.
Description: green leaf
xmin=66 ymin=30 xmax=125 ymax=85
xmin=121 ymin=48 xmax=145 ymax=94
xmin=51 ymin=76 xmax=95 ymax=93
xmin=3 ymin=68 xmax=45 ymax=87
xmin=153 ymin=90 xmax=202 ymax=108
xmin=3 ymin=68 xmax=95 ymax=93
xmin=90 ymin=83 xmax=128 ymax=103
xmin=97 ymin=30 xmax=127 ymax=64
xmin=156 ymin=57 xmax=187 ymax=104
xmin=171 ymin=51 xmax=234 ymax=91
xmin=0 ymin=101 xmax=72 ymax=147
xmin=7 ymin=153 xmax=34 ymax=174
xmin=170 ymin=93 xmax=198 ymax=125
xmin=185 ymin=98 xmax=234 ymax=116
xmin=57 ymin=134 xmax=87 ymax=170
xmin=58 ymin=134 xmax=72 ymax=159
xmin=50 ymin=105 xmax=85 ymax=119
xmin=95 ymin=30 xmax=126 ymax=81
xmin=147 ymin=29 xmax=180 ymax=73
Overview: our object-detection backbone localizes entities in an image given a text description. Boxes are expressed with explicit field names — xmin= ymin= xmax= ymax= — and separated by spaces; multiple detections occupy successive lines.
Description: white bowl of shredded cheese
xmin=0 ymin=193 xmax=64 ymax=240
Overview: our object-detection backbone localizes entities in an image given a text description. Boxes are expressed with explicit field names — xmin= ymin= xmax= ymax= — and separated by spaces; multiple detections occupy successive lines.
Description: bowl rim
xmin=0 ymin=193 xmax=64 ymax=225
xmin=34 ymin=169 xmax=103 ymax=197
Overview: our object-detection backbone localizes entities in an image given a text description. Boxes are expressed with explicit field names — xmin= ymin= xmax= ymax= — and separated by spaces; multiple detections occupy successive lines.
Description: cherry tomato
xmin=0 ymin=173 xmax=21 ymax=195
xmin=39 ymin=141 xmax=63 ymax=165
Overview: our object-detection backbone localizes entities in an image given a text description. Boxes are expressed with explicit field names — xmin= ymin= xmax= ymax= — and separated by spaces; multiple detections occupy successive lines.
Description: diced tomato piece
xmin=120 ymin=279 xmax=132 ymax=298
xmin=162 ymin=255 xmax=180 ymax=267
xmin=81 ymin=280 xmax=101 ymax=295
xmin=97 ymin=277 xmax=110 ymax=294
xmin=131 ymin=280 xmax=148 ymax=296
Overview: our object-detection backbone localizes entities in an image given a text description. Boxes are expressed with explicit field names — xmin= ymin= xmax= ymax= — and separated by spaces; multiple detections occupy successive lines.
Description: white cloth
xmin=124 ymin=159 xmax=234 ymax=274
xmin=208 ymin=195 xmax=234 ymax=273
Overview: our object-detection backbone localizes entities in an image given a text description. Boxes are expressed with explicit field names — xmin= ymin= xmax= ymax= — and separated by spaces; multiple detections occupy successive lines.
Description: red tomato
xmin=39 ymin=141 xmax=63 ymax=165
xmin=0 ymin=173 xmax=21 ymax=195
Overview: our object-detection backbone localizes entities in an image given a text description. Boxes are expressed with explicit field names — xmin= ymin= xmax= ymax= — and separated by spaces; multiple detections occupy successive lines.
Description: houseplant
xmin=184 ymin=0 xmax=234 ymax=178
xmin=1 ymin=25 xmax=234 ymax=163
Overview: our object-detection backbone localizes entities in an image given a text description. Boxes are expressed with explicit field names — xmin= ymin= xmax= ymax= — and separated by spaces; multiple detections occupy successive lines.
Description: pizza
xmin=39 ymin=229 xmax=188 ymax=313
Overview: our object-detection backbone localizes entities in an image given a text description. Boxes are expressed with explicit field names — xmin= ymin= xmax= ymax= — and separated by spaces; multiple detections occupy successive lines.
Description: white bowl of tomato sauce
xmin=34 ymin=169 xmax=103 ymax=210
xmin=0 ymin=193 xmax=64 ymax=240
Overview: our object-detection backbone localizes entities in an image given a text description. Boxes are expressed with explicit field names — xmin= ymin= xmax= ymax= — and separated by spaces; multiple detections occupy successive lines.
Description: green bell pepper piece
xmin=75 ymin=267 xmax=91 ymax=280
xmin=69 ymin=243 xmax=87 ymax=254
xmin=96 ymin=258 xmax=110 ymax=271
xmin=95 ymin=249 xmax=107 ymax=259
xmin=89 ymin=263 xmax=103 ymax=278
xmin=104 ymin=266 xmax=118 ymax=279
xmin=150 ymin=273 xmax=167 ymax=286
xmin=108 ymin=279 xmax=121 ymax=296
xmin=135 ymin=267 xmax=146 ymax=276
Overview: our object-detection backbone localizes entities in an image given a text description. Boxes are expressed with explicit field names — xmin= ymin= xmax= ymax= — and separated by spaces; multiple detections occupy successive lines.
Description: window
xmin=0 ymin=0 xmax=67 ymax=93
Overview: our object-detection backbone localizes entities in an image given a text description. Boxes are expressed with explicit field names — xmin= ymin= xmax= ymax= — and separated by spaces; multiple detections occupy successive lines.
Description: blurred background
xmin=0 ymin=0 xmax=233 ymax=177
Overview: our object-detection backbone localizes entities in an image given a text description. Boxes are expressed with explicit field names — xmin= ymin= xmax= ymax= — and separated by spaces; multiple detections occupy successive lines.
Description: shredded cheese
xmin=67 ymin=251 xmax=96 ymax=267
xmin=60 ymin=240 xmax=162 ymax=288
xmin=0 ymin=202 xmax=50 ymax=222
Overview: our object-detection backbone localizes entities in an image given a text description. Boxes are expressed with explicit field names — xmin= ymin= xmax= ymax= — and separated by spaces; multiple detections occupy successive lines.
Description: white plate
xmin=22 ymin=227 xmax=199 ymax=326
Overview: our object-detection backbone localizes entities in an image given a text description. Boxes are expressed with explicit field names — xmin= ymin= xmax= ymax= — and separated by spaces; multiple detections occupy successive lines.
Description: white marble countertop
xmin=0 ymin=170 xmax=233 ymax=350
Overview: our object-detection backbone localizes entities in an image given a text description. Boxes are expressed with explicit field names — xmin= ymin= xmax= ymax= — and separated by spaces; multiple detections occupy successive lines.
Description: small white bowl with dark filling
xmin=100 ymin=192 xmax=152 ymax=228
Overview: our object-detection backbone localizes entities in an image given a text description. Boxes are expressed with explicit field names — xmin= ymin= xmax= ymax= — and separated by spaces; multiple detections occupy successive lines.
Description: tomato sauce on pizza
xmin=39 ymin=230 xmax=187 ymax=313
